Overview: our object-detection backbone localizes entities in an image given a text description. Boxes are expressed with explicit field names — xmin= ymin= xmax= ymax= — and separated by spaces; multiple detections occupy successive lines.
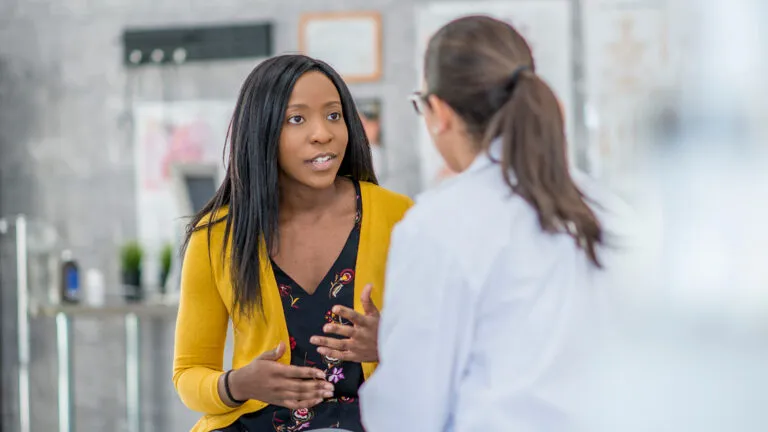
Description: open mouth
xmin=307 ymin=154 xmax=336 ymax=165
xmin=306 ymin=153 xmax=337 ymax=170
xmin=310 ymin=155 xmax=333 ymax=163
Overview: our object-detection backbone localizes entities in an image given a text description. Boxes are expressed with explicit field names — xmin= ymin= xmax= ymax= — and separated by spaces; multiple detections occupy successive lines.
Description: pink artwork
xmin=140 ymin=119 xmax=211 ymax=190
xmin=133 ymin=101 xmax=231 ymax=252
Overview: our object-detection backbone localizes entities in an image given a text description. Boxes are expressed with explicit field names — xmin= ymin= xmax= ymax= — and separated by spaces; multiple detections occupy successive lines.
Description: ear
xmin=426 ymin=94 xmax=453 ymax=135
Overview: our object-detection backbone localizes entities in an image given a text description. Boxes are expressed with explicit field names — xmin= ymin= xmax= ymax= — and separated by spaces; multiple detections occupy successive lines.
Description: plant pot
xmin=159 ymin=270 xmax=169 ymax=295
xmin=122 ymin=269 xmax=143 ymax=302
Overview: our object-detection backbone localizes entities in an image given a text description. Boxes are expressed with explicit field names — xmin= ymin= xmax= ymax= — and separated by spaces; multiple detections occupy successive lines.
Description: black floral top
xmin=232 ymin=180 xmax=365 ymax=432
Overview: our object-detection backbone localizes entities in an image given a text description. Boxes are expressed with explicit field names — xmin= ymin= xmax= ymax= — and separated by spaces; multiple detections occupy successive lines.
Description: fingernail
xmin=325 ymin=384 xmax=335 ymax=392
xmin=333 ymin=306 xmax=340 ymax=313
xmin=323 ymin=391 xmax=334 ymax=398
xmin=317 ymin=372 xmax=326 ymax=379
xmin=309 ymin=336 xmax=317 ymax=344
xmin=323 ymin=325 xmax=331 ymax=332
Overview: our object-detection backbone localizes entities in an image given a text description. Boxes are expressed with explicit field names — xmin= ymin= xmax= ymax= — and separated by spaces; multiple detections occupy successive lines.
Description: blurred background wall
xmin=1 ymin=1 xmax=429 ymax=430
xmin=0 ymin=0 xmax=432 ymax=431
xmin=2 ymin=0 xmax=743 ymax=431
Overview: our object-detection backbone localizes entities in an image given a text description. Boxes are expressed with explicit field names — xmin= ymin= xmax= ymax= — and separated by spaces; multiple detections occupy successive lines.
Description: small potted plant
xmin=120 ymin=241 xmax=143 ymax=302
xmin=159 ymin=243 xmax=173 ymax=294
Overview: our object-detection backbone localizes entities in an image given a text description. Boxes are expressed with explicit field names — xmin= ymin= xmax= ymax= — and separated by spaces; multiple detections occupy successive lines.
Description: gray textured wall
xmin=1 ymin=0 xmax=586 ymax=430
xmin=0 ymin=0 xmax=427 ymax=430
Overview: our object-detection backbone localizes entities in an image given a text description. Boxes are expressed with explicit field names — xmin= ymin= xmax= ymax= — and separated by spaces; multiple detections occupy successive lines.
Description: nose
xmin=310 ymin=120 xmax=333 ymax=145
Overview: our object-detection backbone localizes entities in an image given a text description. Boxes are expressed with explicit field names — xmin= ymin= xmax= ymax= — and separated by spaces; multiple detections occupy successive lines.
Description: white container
xmin=84 ymin=269 xmax=106 ymax=307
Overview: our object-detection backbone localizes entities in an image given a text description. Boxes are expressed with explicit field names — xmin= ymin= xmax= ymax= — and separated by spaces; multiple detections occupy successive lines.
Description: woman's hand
xmin=225 ymin=342 xmax=334 ymax=409
xmin=310 ymin=284 xmax=380 ymax=363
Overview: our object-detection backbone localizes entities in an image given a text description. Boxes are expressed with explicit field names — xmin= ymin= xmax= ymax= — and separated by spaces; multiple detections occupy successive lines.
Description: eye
xmin=287 ymin=115 xmax=304 ymax=125
xmin=327 ymin=112 xmax=342 ymax=121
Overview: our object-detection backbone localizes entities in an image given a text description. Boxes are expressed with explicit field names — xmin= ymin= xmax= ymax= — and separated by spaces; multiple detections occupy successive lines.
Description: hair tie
xmin=488 ymin=65 xmax=532 ymax=109
xmin=504 ymin=65 xmax=531 ymax=92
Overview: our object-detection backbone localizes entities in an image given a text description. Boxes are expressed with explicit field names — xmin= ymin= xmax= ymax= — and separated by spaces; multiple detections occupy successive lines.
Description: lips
xmin=306 ymin=153 xmax=337 ymax=170
xmin=309 ymin=154 xmax=333 ymax=164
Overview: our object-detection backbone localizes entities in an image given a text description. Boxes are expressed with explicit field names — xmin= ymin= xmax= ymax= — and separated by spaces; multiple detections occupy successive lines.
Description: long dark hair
xmin=425 ymin=16 xmax=603 ymax=266
xmin=184 ymin=54 xmax=377 ymax=318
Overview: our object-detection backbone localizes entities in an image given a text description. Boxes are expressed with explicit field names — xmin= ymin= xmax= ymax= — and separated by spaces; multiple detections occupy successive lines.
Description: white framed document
xmin=300 ymin=11 xmax=383 ymax=83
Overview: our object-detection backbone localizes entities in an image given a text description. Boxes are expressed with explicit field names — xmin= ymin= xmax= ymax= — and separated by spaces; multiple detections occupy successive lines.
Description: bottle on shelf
xmin=60 ymin=250 xmax=80 ymax=304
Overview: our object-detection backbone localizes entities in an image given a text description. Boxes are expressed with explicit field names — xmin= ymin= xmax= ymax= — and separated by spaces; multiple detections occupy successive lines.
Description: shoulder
xmin=360 ymin=181 xmax=414 ymax=222
xmin=187 ymin=206 xmax=230 ymax=253
xmin=392 ymin=167 xmax=528 ymax=270
xmin=399 ymin=169 xmax=507 ymax=233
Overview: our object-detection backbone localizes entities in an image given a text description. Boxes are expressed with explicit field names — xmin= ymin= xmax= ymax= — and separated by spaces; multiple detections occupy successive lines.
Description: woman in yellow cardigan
xmin=173 ymin=54 xmax=413 ymax=432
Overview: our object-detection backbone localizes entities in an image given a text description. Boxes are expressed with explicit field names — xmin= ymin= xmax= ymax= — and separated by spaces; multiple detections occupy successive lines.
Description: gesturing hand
xmin=228 ymin=342 xmax=335 ymax=410
xmin=310 ymin=283 xmax=380 ymax=363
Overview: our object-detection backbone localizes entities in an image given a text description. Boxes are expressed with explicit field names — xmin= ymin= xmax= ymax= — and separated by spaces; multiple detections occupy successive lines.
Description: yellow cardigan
xmin=172 ymin=181 xmax=413 ymax=432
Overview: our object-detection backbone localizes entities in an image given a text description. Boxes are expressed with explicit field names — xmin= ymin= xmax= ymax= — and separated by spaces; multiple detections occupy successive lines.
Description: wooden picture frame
xmin=299 ymin=11 xmax=383 ymax=83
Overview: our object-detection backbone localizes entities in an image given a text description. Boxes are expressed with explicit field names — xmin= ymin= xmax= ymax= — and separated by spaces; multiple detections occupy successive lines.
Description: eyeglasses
xmin=408 ymin=91 xmax=430 ymax=116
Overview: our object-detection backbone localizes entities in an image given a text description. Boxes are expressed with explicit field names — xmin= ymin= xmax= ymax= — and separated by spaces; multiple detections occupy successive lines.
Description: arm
xmin=172 ymin=229 xmax=237 ymax=415
xmin=360 ymin=222 xmax=471 ymax=432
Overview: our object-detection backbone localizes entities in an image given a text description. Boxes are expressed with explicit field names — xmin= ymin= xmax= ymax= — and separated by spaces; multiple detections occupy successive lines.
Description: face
xmin=278 ymin=71 xmax=348 ymax=190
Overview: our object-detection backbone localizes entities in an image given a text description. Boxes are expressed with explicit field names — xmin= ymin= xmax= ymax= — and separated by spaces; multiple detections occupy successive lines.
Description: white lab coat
xmin=360 ymin=143 xmax=630 ymax=432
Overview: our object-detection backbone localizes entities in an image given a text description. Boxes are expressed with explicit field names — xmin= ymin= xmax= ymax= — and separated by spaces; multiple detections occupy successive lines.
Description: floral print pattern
xmin=236 ymin=180 xmax=365 ymax=432
xmin=328 ymin=367 xmax=346 ymax=384
xmin=272 ymin=408 xmax=315 ymax=432
xmin=291 ymin=408 xmax=313 ymax=423
xmin=325 ymin=310 xmax=352 ymax=328
xmin=329 ymin=268 xmax=354 ymax=298
xmin=322 ymin=354 xmax=342 ymax=368
xmin=279 ymin=283 xmax=301 ymax=309
xmin=325 ymin=309 xmax=339 ymax=323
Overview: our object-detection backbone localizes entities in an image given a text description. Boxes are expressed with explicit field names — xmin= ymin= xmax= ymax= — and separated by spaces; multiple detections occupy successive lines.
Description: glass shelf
xmin=30 ymin=299 xmax=178 ymax=318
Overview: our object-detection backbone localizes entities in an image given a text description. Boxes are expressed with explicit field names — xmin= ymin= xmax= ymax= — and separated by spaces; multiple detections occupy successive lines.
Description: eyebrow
xmin=287 ymin=101 xmax=342 ymax=109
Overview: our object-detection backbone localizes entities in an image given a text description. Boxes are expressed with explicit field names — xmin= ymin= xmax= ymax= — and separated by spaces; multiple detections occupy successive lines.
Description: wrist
xmin=226 ymin=369 xmax=248 ymax=404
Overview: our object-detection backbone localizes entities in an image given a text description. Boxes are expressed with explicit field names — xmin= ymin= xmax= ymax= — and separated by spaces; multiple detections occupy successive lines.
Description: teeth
xmin=312 ymin=155 xmax=331 ymax=163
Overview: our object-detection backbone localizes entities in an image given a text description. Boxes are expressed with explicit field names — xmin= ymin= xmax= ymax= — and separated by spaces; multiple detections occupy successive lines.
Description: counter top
xmin=29 ymin=300 xmax=179 ymax=318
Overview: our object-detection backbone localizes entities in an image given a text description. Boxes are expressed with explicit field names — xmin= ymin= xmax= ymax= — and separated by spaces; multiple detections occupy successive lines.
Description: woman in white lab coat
xmin=360 ymin=15 xmax=612 ymax=432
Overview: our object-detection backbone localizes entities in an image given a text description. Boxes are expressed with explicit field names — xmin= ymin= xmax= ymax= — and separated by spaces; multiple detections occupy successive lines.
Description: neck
xmin=279 ymin=175 xmax=340 ymax=216
xmin=453 ymin=136 xmax=482 ymax=172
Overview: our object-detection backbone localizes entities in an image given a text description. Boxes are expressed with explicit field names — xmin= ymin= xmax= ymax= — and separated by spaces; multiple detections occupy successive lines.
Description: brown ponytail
xmin=425 ymin=15 xmax=603 ymax=267
xmin=489 ymin=72 xmax=602 ymax=267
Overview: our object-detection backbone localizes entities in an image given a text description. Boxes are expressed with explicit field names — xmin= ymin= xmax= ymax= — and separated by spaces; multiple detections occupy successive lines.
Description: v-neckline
xmin=270 ymin=179 xmax=362 ymax=297
xmin=271 ymin=225 xmax=356 ymax=297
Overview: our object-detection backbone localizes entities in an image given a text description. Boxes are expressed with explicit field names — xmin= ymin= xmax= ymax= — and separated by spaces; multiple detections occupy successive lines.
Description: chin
xmin=295 ymin=170 xmax=341 ymax=190
xmin=306 ymin=176 xmax=339 ymax=190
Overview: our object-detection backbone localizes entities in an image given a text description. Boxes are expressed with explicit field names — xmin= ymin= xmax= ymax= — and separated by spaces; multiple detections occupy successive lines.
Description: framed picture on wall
xmin=355 ymin=97 xmax=387 ymax=179
xmin=299 ymin=11 xmax=383 ymax=82
xmin=356 ymin=98 xmax=382 ymax=147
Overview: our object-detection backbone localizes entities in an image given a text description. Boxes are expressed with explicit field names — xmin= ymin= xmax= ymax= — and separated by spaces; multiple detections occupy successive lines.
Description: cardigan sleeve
xmin=172 ymin=228 xmax=237 ymax=415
